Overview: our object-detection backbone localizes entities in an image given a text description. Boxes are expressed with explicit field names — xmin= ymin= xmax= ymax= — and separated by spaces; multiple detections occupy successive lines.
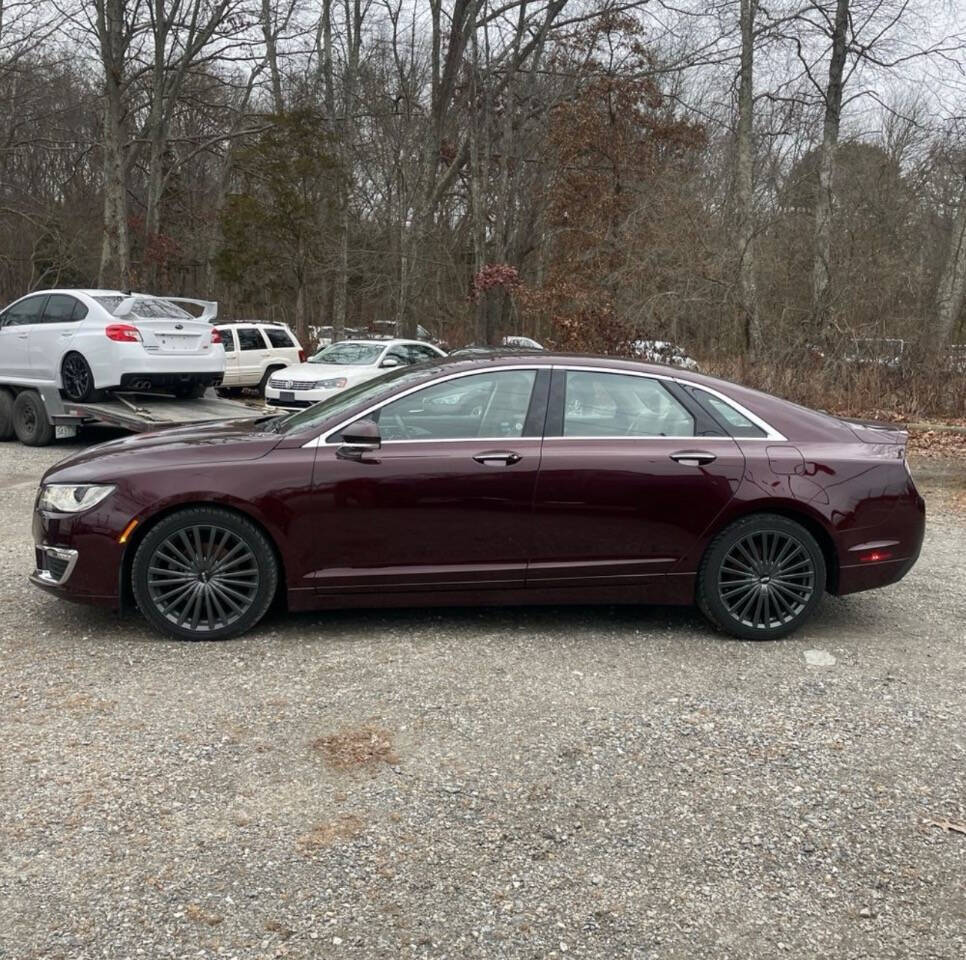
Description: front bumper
xmin=264 ymin=382 xmax=344 ymax=407
xmin=31 ymin=508 xmax=125 ymax=609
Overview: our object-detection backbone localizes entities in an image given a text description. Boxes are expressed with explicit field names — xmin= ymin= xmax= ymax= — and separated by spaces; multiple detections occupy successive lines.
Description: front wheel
xmin=131 ymin=507 xmax=279 ymax=641
xmin=697 ymin=514 xmax=826 ymax=641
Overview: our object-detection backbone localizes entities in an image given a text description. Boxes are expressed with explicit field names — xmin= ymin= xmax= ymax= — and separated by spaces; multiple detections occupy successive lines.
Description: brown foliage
xmin=310 ymin=724 xmax=398 ymax=772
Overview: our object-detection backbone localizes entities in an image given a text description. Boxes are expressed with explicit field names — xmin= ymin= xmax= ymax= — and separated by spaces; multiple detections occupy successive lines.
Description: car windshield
xmin=94 ymin=296 xmax=193 ymax=320
xmin=309 ymin=342 xmax=383 ymax=365
xmin=271 ymin=367 xmax=430 ymax=435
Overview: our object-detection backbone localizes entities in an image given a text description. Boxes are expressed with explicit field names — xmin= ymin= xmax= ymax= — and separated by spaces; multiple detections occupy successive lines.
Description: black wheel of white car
xmin=61 ymin=352 xmax=98 ymax=402
xmin=697 ymin=514 xmax=826 ymax=641
xmin=12 ymin=390 xmax=54 ymax=446
xmin=258 ymin=367 xmax=284 ymax=396
xmin=0 ymin=389 xmax=15 ymax=441
xmin=132 ymin=507 xmax=279 ymax=641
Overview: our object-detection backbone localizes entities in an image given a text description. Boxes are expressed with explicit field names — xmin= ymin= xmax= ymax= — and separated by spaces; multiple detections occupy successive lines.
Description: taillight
xmin=211 ymin=328 xmax=222 ymax=344
xmin=298 ymin=349 xmax=306 ymax=363
xmin=105 ymin=323 xmax=141 ymax=343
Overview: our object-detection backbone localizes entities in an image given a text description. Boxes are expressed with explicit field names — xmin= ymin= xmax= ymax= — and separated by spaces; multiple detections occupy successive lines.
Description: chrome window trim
xmin=302 ymin=365 xmax=542 ymax=448
xmin=301 ymin=362 xmax=786 ymax=447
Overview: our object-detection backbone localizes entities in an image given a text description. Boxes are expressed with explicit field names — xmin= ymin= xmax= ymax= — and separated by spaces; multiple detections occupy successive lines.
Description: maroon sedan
xmin=31 ymin=353 xmax=924 ymax=641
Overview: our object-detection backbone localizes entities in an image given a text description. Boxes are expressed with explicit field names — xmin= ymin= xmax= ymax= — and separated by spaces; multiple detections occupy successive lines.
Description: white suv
xmin=214 ymin=322 xmax=304 ymax=395
xmin=0 ymin=289 xmax=224 ymax=401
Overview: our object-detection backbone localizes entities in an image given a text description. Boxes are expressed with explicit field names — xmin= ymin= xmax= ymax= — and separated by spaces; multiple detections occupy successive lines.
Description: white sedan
xmin=0 ymin=289 xmax=225 ymax=401
xmin=264 ymin=338 xmax=446 ymax=409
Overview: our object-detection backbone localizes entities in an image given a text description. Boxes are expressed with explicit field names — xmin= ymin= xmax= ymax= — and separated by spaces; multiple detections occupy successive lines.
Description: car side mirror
xmin=337 ymin=418 xmax=381 ymax=460
xmin=380 ymin=356 xmax=402 ymax=368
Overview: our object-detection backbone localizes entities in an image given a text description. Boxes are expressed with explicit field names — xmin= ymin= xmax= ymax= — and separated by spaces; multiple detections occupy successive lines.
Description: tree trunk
xmin=736 ymin=0 xmax=761 ymax=356
xmin=812 ymin=0 xmax=850 ymax=328
xmin=934 ymin=175 xmax=966 ymax=347
xmin=99 ymin=67 xmax=130 ymax=288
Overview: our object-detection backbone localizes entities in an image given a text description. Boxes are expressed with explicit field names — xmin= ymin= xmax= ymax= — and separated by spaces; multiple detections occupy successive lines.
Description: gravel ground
xmin=1 ymin=434 xmax=964 ymax=960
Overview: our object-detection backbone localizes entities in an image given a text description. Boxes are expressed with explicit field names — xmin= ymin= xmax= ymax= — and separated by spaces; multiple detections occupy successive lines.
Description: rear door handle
xmin=670 ymin=450 xmax=717 ymax=466
xmin=473 ymin=451 xmax=522 ymax=466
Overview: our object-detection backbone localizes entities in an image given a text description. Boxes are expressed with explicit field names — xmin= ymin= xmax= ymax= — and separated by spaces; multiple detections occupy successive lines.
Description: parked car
xmin=264 ymin=338 xmax=446 ymax=409
xmin=32 ymin=353 xmax=924 ymax=642
xmin=630 ymin=340 xmax=700 ymax=370
xmin=0 ymin=289 xmax=224 ymax=402
xmin=214 ymin=321 xmax=304 ymax=395
xmin=502 ymin=335 xmax=544 ymax=349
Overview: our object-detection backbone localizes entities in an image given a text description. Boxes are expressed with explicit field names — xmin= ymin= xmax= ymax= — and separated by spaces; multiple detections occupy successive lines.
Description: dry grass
xmin=185 ymin=903 xmax=224 ymax=926
xmin=310 ymin=724 xmax=398 ymax=772
xmin=296 ymin=814 xmax=365 ymax=852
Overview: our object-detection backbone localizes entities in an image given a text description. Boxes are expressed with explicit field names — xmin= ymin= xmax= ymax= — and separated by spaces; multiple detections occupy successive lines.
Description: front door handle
xmin=670 ymin=450 xmax=717 ymax=466
xmin=473 ymin=451 xmax=522 ymax=466
xmin=17 ymin=333 xmax=28 ymax=339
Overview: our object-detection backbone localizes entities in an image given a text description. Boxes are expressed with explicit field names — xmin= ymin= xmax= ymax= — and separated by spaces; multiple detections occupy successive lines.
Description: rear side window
xmin=264 ymin=327 xmax=297 ymax=349
xmin=43 ymin=294 xmax=83 ymax=322
xmin=691 ymin=389 xmax=766 ymax=438
xmin=563 ymin=371 xmax=694 ymax=437
xmin=237 ymin=327 xmax=268 ymax=350
xmin=2 ymin=295 xmax=46 ymax=327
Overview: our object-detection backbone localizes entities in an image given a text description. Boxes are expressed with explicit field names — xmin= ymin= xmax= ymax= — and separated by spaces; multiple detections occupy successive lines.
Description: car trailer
xmin=1 ymin=383 xmax=257 ymax=446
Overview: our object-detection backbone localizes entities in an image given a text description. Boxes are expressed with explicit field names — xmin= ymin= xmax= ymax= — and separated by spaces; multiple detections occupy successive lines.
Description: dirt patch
xmin=311 ymin=724 xmax=399 ymax=772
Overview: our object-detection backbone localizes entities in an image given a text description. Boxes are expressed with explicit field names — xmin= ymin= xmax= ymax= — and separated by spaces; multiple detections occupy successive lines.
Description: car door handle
xmin=473 ymin=451 xmax=522 ymax=466
xmin=670 ymin=450 xmax=717 ymax=466
xmin=17 ymin=333 xmax=28 ymax=339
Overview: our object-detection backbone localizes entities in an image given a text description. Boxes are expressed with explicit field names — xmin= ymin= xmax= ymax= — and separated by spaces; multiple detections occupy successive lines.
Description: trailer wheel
xmin=13 ymin=390 xmax=55 ymax=446
xmin=0 ymin=389 xmax=15 ymax=441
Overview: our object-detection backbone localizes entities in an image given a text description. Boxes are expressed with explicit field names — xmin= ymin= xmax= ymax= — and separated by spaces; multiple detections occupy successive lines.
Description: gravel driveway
xmin=1 ymin=435 xmax=964 ymax=959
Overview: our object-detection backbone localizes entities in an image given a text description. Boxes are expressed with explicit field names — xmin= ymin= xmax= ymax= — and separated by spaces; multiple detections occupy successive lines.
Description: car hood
xmin=43 ymin=419 xmax=283 ymax=483
xmin=274 ymin=362 xmax=374 ymax=380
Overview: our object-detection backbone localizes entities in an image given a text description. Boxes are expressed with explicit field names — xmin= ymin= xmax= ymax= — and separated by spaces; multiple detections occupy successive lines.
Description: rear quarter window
xmin=691 ymin=389 xmax=767 ymax=438
xmin=264 ymin=327 xmax=297 ymax=349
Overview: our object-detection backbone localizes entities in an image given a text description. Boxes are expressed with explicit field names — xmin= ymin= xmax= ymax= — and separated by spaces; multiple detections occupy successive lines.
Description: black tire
xmin=12 ymin=390 xmax=55 ymax=446
xmin=173 ymin=381 xmax=207 ymax=399
xmin=257 ymin=366 xmax=285 ymax=396
xmin=697 ymin=513 xmax=826 ymax=641
xmin=0 ymin=389 xmax=15 ymax=441
xmin=61 ymin=351 xmax=100 ymax=402
xmin=131 ymin=507 xmax=279 ymax=641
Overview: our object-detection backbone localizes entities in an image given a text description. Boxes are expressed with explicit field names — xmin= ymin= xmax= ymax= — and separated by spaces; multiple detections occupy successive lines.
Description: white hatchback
xmin=264 ymin=338 xmax=446 ymax=409
xmin=0 ymin=289 xmax=225 ymax=401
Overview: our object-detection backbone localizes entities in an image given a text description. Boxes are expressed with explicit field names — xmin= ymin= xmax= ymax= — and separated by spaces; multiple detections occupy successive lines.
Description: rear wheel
xmin=173 ymin=381 xmax=207 ymax=399
xmin=131 ymin=507 xmax=279 ymax=641
xmin=61 ymin=352 xmax=100 ymax=402
xmin=0 ymin=389 xmax=15 ymax=440
xmin=257 ymin=366 xmax=285 ymax=396
xmin=12 ymin=390 xmax=55 ymax=446
xmin=697 ymin=514 xmax=826 ymax=641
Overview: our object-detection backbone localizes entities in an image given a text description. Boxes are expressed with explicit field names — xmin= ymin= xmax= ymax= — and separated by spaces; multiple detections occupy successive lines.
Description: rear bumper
xmin=833 ymin=492 xmax=925 ymax=596
xmin=118 ymin=372 xmax=222 ymax=389
xmin=90 ymin=343 xmax=224 ymax=389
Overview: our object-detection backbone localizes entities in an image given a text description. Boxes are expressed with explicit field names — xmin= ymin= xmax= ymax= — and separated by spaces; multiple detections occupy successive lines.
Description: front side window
xmin=264 ymin=327 xmax=297 ymax=348
xmin=407 ymin=343 xmax=442 ymax=362
xmin=237 ymin=327 xmax=268 ymax=351
xmin=217 ymin=328 xmax=236 ymax=352
xmin=310 ymin=342 xmax=383 ymax=365
xmin=563 ymin=371 xmax=694 ymax=437
xmin=365 ymin=370 xmax=537 ymax=441
xmin=43 ymin=294 xmax=81 ymax=323
xmin=2 ymin=295 xmax=46 ymax=327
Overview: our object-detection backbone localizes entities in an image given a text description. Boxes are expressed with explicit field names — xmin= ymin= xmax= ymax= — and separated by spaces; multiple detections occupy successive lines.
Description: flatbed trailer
xmin=3 ymin=383 xmax=258 ymax=445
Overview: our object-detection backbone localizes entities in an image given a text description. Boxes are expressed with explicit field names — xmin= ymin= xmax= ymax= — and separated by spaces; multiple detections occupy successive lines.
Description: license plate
xmin=280 ymin=391 xmax=295 ymax=401
xmin=55 ymin=425 xmax=78 ymax=439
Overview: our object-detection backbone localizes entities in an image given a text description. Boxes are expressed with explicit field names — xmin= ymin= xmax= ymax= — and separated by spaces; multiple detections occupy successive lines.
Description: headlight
xmin=314 ymin=378 xmax=347 ymax=390
xmin=39 ymin=484 xmax=116 ymax=513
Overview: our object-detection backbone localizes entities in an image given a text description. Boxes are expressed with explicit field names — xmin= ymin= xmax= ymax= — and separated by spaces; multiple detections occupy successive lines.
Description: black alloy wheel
xmin=61 ymin=352 xmax=97 ymax=402
xmin=698 ymin=514 xmax=826 ymax=640
xmin=132 ymin=508 xmax=278 ymax=640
